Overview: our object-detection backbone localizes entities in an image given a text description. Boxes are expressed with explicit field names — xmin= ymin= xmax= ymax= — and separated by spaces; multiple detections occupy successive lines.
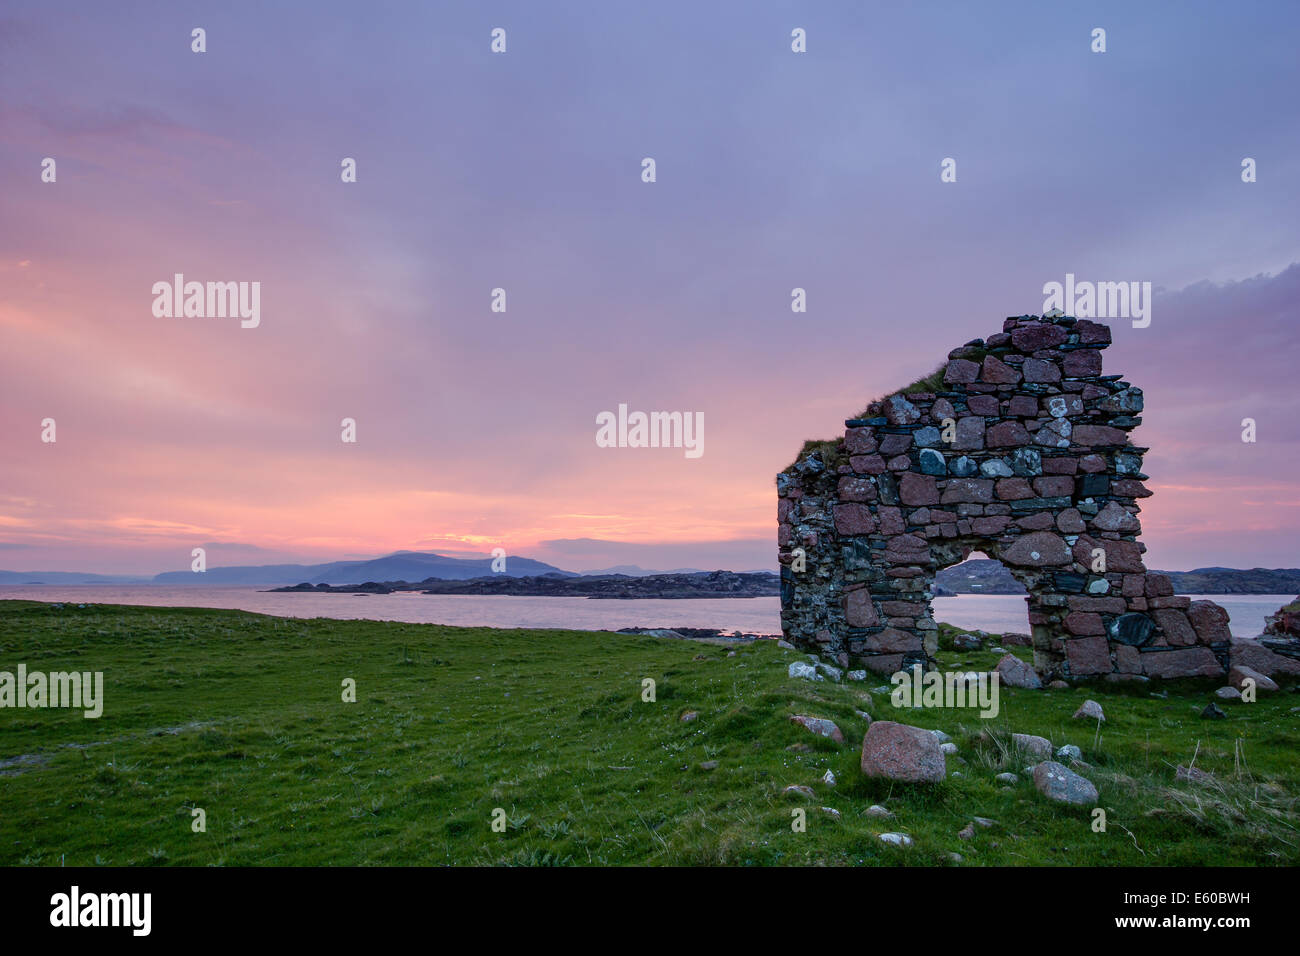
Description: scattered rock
xmin=1011 ymin=733 xmax=1053 ymax=759
xmin=940 ymin=742 xmax=958 ymax=755
xmin=790 ymin=715 xmax=845 ymax=743
xmin=788 ymin=661 xmax=820 ymax=681
xmin=822 ymin=769 xmax=837 ymax=787
xmin=847 ymin=670 xmax=868 ymax=682
xmin=1048 ymin=680 xmax=1069 ymax=689
xmin=783 ymin=784 xmax=815 ymax=800
xmin=952 ymin=632 xmax=983 ymax=651
xmin=1214 ymin=686 xmax=1242 ymax=700
xmin=879 ymin=832 xmax=913 ymax=847
xmin=973 ymin=816 xmax=997 ymax=828
xmin=1073 ymin=700 xmax=1105 ymax=721
xmin=864 ymin=804 xmax=894 ymax=819
xmin=680 ymin=711 xmax=699 ymax=722
xmin=1056 ymin=744 xmax=1082 ymax=761
xmin=854 ymin=709 xmax=872 ymax=724
xmin=860 ymin=721 xmax=947 ymax=783
xmin=958 ymin=824 xmax=975 ymax=841
xmin=699 ymin=760 xmax=718 ymax=771
xmin=1032 ymin=760 xmax=1099 ymax=805
xmin=948 ymin=852 xmax=963 ymax=864
xmin=995 ymin=772 xmax=1019 ymax=785
xmin=816 ymin=662 xmax=843 ymax=683
xmin=996 ymin=654 xmax=1043 ymax=690
xmin=1201 ymin=702 xmax=1226 ymax=720
xmin=1229 ymin=664 xmax=1279 ymax=693
xmin=776 ymin=640 xmax=796 ymax=650
xmin=820 ymin=806 xmax=842 ymax=820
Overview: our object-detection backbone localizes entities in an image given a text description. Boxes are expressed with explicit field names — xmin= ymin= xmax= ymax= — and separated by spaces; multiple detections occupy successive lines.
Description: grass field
xmin=1 ymin=600 xmax=1297 ymax=866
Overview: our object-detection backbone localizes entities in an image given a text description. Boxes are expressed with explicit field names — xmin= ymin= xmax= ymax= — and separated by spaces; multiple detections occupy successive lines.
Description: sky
xmin=1 ymin=0 xmax=1298 ymax=575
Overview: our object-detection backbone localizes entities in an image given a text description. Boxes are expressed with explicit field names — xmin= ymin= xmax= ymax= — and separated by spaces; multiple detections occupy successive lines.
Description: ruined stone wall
xmin=777 ymin=314 xmax=1232 ymax=682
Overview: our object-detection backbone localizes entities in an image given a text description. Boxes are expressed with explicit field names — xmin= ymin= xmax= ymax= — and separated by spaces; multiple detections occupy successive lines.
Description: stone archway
xmin=931 ymin=545 xmax=1045 ymax=665
xmin=776 ymin=314 xmax=1232 ymax=682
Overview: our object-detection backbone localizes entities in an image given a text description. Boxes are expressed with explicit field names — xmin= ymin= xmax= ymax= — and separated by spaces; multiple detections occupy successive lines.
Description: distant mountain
xmin=150 ymin=551 xmax=575 ymax=586
xmin=936 ymin=560 xmax=1024 ymax=594
xmin=936 ymin=559 xmax=1300 ymax=595
xmin=0 ymin=571 xmax=149 ymax=585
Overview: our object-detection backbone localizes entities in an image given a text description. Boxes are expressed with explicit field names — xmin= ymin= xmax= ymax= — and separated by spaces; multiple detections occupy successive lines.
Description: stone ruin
xmin=776 ymin=314 xmax=1237 ymax=683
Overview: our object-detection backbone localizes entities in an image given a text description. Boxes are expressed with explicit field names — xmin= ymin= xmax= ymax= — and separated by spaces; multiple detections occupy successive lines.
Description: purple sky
xmin=1 ymin=1 xmax=1297 ymax=574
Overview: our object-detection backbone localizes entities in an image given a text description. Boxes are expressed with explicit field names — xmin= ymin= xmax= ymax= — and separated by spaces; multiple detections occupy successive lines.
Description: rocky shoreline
xmin=268 ymin=569 xmax=779 ymax=599
xmin=935 ymin=558 xmax=1300 ymax=595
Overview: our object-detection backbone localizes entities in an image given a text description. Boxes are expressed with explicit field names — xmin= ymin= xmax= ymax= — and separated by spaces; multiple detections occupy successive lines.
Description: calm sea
xmin=0 ymin=586 xmax=1288 ymax=638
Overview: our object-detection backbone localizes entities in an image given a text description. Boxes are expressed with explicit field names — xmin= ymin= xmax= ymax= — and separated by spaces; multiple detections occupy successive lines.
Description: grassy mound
xmin=780 ymin=363 xmax=952 ymax=475
xmin=1 ymin=603 xmax=1296 ymax=866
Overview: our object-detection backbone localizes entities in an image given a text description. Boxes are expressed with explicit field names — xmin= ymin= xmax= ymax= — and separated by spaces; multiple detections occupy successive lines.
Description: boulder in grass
xmin=1011 ymin=733 xmax=1053 ymax=759
xmin=1214 ymin=686 xmax=1242 ymax=701
xmin=996 ymin=653 xmax=1042 ymax=689
xmin=1073 ymin=699 xmax=1105 ymax=721
xmin=816 ymin=662 xmax=843 ymax=683
xmin=860 ymin=721 xmax=947 ymax=783
xmin=1032 ymin=760 xmax=1098 ymax=805
xmin=789 ymin=715 xmax=845 ymax=744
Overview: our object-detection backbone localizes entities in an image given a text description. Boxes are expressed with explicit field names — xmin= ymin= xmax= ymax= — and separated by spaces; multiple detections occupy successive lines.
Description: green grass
xmin=1 ymin=602 xmax=1296 ymax=866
